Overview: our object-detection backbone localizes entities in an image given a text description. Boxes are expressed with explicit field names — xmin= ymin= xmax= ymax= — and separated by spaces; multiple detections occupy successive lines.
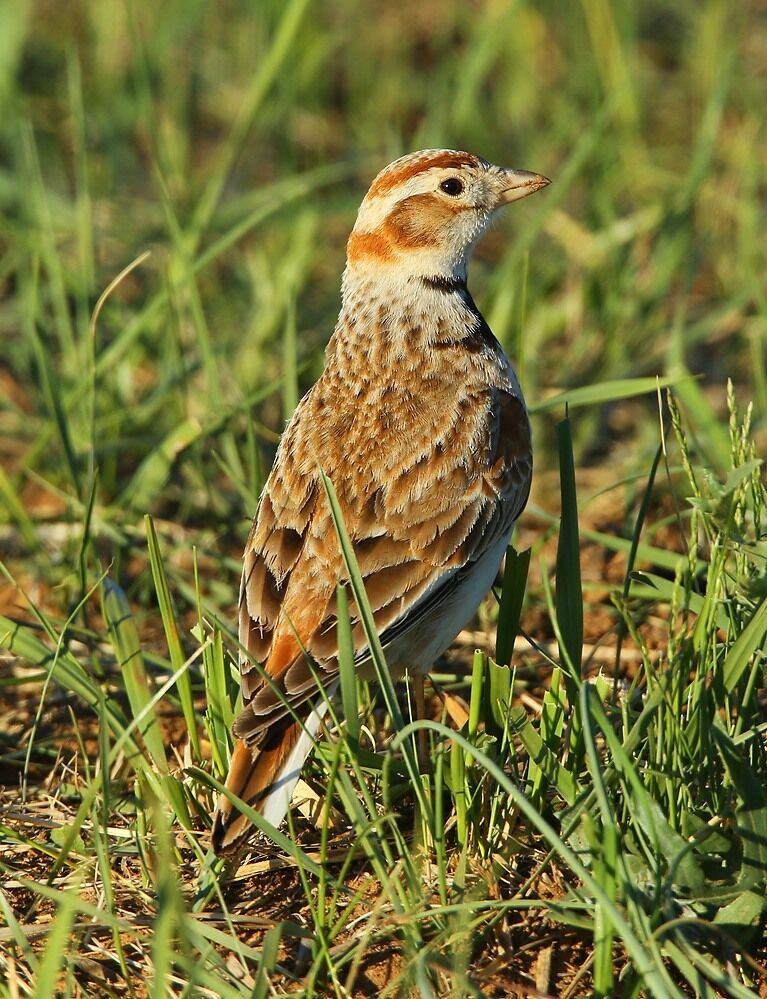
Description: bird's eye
xmin=440 ymin=177 xmax=464 ymax=196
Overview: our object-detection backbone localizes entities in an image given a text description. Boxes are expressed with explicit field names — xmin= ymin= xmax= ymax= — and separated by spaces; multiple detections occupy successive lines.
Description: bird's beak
xmin=497 ymin=168 xmax=551 ymax=205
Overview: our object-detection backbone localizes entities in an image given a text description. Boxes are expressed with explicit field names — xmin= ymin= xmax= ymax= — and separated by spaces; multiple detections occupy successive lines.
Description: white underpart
xmin=260 ymin=680 xmax=339 ymax=828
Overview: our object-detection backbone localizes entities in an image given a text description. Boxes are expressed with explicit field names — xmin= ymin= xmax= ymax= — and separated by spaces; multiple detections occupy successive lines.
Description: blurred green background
xmin=0 ymin=0 xmax=764 ymax=617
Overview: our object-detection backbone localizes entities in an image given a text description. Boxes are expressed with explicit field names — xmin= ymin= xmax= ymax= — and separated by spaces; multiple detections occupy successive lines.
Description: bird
xmin=211 ymin=149 xmax=549 ymax=855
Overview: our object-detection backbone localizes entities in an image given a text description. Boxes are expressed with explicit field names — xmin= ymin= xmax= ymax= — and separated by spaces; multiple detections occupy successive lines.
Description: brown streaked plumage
xmin=212 ymin=149 xmax=549 ymax=855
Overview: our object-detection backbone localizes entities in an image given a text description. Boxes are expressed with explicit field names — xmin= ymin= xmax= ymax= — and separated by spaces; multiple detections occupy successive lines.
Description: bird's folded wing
xmin=234 ymin=387 xmax=531 ymax=745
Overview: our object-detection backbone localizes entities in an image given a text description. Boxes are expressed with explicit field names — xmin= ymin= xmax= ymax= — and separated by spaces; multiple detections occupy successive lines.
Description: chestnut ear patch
xmin=383 ymin=193 xmax=465 ymax=249
xmin=348 ymin=190 xmax=475 ymax=260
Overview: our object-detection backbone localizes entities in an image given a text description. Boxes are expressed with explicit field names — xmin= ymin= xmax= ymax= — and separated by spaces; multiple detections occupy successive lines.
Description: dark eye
xmin=440 ymin=177 xmax=464 ymax=196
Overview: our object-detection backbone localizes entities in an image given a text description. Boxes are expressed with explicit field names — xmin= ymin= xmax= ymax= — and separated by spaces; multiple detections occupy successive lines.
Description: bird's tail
xmin=211 ymin=692 xmax=333 ymax=855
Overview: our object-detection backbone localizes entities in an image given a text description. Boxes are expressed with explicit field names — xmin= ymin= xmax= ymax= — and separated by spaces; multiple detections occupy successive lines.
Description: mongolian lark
xmin=212 ymin=149 xmax=549 ymax=854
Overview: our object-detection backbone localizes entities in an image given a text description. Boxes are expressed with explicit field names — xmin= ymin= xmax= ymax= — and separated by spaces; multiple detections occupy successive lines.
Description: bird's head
xmin=345 ymin=149 xmax=549 ymax=285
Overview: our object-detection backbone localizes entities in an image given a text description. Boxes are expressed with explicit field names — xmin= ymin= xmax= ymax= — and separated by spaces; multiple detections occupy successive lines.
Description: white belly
xmin=377 ymin=533 xmax=510 ymax=677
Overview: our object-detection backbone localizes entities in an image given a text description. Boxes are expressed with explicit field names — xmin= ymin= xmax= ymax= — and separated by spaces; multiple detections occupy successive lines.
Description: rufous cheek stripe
xmin=346 ymin=230 xmax=396 ymax=264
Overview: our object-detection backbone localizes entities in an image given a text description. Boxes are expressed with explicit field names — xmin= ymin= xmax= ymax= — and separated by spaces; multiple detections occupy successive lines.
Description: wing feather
xmin=234 ymin=366 xmax=531 ymax=747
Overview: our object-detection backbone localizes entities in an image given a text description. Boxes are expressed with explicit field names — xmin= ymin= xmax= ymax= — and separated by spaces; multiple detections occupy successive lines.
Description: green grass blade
xmin=145 ymin=515 xmax=201 ymax=759
xmin=336 ymin=583 xmax=359 ymax=745
xmin=102 ymin=577 xmax=168 ymax=775
xmin=31 ymin=888 xmax=78 ymax=998
xmin=555 ymin=415 xmax=583 ymax=676
xmin=529 ymin=375 xmax=687 ymax=414
xmin=201 ymin=625 xmax=235 ymax=776
xmin=0 ymin=463 xmax=38 ymax=549
xmin=467 ymin=649 xmax=485 ymax=740
xmin=495 ymin=545 xmax=530 ymax=667
xmin=527 ymin=667 xmax=567 ymax=806
xmin=722 ymin=595 xmax=767 ymax=694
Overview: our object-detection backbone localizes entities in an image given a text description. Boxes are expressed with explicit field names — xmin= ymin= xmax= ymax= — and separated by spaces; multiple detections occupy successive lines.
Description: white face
xmin=346 ymin=150 xmax=549 ymax=280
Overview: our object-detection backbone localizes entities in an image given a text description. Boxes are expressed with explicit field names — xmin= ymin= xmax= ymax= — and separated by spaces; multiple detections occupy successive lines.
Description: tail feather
xmin=211 ymin=687 xmax=336 ymax=855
